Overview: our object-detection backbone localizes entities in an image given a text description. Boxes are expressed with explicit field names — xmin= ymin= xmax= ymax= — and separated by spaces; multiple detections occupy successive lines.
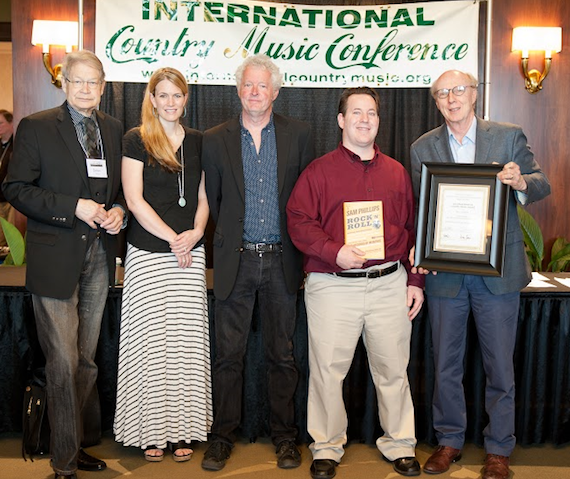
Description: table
xmin=1 ymin=271 xmax=569 ymax=446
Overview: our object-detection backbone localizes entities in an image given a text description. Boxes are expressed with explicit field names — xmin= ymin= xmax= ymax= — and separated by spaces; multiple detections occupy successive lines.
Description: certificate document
xmin=343 ymin=201 xmax=385 ymax=259
xmin=433 ymin=183 xmax=490 ymax=254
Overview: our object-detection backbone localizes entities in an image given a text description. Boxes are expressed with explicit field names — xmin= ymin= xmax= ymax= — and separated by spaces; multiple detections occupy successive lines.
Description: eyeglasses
xmin=65 ymin=78 xmax=102 ymax=89
xmin=434 ymin=85 xmax=477 ymax=99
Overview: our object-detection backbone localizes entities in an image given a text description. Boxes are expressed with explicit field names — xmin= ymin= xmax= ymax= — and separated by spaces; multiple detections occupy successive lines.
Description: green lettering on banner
xmin=103 ymin=1 xmax=474 ymax=85
xmin=393 ymin=43 xmax=410 ymax=61
xmin=302 ymin=9 xmax=323 ymax=28
xmin=416 ymin=8 xmax=435 ymax=26
xmin=381 ymin=44 xmax=397 ymax=60
xmin=442 ymin=43 xmax=456 ymax=60
xmin=223 ymin=26 xmax=266 ymax=58
xmin=422 ymin=44 xmax=438 ymax=60
xmin=154 ymin=0 xmax=178 ymax=21
xmin=106 ymin=24 xmax=215 ymax=67
xmin=228 ymin=3 xmax=249 ymax=23
xmin=455 ymin=43 xmax=468 ymax=59
xmin=223 ymin=26 xmax=319 ymax=61
xmin=180 ymin=1 xmax=201 ymax=21
xmin=337 ymin=10 xmax=360 ymax=29
xmin=279 ymin=7 xmax=302 ymax=27
xmin=325 ymin=10 xmax=333 ymax=29
xmin=204 ymin=2 xmax=224 ymax=22
xmin=365 ymin=9 xmax=388 ymax=28
xmin=142 ymin=0 xmax=150 ymax=20
xmin=325 ymin=27 xmax=470 ymax=70
xmin=408 ymin=43 xmax=423 ymax=60
xmin=253 ymin=5 xmax=277 ymax=25
xmin=391 ymin=9 xmax=413 ymax=27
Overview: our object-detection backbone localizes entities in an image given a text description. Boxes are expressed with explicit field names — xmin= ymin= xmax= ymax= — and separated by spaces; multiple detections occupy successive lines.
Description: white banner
xmin=95 ymin=0 xmax=479 ymax=88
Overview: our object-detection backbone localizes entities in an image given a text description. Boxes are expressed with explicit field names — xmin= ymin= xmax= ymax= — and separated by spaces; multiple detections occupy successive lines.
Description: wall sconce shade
xmin=31 ymin=20 xmax=79 ymax=88
xmin=512 ymin=27 xmax=562 ymax=94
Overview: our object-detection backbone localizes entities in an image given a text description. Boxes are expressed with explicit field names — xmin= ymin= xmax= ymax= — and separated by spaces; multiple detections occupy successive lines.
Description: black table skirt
xmin=1 ymin=286 xmax=569 ymax=446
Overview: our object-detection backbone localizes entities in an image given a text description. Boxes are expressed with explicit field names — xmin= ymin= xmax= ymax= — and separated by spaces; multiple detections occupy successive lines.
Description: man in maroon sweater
xmin=287 ymin=87 xmax=424 ymax=479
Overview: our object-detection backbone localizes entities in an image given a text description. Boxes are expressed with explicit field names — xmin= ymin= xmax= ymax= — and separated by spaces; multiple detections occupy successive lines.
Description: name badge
xmin=86 ymin=158 xmax=108 ymax=178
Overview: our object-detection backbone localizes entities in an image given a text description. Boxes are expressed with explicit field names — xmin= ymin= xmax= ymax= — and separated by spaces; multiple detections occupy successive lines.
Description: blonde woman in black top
xmin=114 ymin=67 xmax=212 ymax=462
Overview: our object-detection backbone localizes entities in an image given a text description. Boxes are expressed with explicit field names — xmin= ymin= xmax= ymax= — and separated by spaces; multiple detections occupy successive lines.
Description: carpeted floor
xmin=1 ymin=432 xmax=569 ymax=479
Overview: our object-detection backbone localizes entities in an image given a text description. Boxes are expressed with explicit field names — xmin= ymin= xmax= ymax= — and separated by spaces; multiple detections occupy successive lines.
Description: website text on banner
xmin=95 ymin=0 xmax=479 ymax=88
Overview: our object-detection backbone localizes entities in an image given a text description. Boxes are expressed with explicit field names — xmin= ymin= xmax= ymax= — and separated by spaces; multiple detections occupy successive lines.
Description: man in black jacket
xmin=201 ymin=54 xmax=314 ymax=471
xmin=3 ymin=50 xmax=125 ymax=479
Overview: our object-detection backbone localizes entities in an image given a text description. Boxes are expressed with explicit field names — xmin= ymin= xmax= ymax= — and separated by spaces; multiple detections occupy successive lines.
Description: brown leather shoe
xmin=482 ymin=454 xmax=510 ymax=479
xmin=423 ymin=445 xmax=462 ymax=474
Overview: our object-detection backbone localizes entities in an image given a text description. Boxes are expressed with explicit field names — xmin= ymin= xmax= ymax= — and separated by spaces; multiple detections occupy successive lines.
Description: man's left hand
xmin=100 ymin=206 xmax=124 ymax=235
xmin=498 ymin=161 xmax=527 ymax=192
xmin=407 ymin=285 xmax=424 ymax=321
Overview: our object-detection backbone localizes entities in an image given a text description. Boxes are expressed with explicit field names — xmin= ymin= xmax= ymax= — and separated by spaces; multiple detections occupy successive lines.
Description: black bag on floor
xmin=22 ymin=379 xmax=50 ymax=461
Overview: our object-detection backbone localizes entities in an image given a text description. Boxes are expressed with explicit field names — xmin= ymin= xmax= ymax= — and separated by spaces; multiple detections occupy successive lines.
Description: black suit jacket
xmin=203 ymin=113 xmax=314 ymax=300
xmin=3 ymin=103 xmax=124 ymax=299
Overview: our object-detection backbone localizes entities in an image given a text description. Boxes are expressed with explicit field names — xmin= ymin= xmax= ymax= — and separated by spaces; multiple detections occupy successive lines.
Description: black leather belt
xmin=331 ymin=262 xmax=399 ymax=278
xmin=242 ymin=242 xmax=283 ymax=253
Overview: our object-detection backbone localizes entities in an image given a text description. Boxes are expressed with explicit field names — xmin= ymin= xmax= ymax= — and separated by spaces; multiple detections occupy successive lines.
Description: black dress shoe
xmin=276 ymin=439 xmax=301 ymax=469
xmin=310 ymin=459 xmax=337 ymax=479
xmin=392 ymin=457 xmax=421 ymax=476
xmin=54 ymin=474 xmax=77 ymax=479
xmin=77 ymin=448 xmax=107 ymax=471
xmin=202 ymin=441 xmax=232 ymax=471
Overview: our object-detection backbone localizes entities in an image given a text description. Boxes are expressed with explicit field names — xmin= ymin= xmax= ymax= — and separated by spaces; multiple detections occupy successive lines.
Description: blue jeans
xmin=428 ymin=274 xmax=520 ymax=456
xmin=211 ymin=250 xmax=299 ymax=445
xmin=32 ymin=238 xmax=109 ymax=474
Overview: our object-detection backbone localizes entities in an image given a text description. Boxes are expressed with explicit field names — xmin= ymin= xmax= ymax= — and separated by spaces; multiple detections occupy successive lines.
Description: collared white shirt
xmin=447 ymin=117 xmax=477 ymax=164
xmin=447 ymin=117 xmax=528 ymax=204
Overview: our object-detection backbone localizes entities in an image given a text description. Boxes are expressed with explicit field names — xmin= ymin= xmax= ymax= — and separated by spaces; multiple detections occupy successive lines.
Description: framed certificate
xmin=414 ymin=163 xmax=509 ymax=276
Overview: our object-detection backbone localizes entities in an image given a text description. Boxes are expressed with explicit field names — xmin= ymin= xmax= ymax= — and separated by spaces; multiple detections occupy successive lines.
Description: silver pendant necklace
xmin=177 ymin=135 xmax=186 ymax=207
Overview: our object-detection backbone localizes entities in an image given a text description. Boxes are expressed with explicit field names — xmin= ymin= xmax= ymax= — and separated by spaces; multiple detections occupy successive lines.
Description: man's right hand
xmin=336 ymin=244 xmax=366 ymax=270
xmin=75 ymin=198 xmax=108 ymax=229
xmin=409 ymin=245 xmax=436 ymax=275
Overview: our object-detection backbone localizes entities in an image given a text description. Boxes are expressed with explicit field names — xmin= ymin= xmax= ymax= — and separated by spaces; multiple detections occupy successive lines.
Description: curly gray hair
xmin=235 ymin=54 xmax=283 ymax=91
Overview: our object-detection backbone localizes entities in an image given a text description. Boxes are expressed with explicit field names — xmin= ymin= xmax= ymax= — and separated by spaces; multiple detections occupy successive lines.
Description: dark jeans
xmin=32 ymin=238 xmax=109 ymax=474
xmin=211 ymin=250 xmax=299 ymax=446
xmin=428 ymin=274 xmax=520 ymax=456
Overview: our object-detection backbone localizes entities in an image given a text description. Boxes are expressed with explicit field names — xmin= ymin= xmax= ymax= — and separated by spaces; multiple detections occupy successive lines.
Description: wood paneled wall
xmin=12 ymin=0 xmax=95 ymax=124
xmin=12 ymin=0 xmax=570 ymax=261
xmin=11 ymin=0 xmax=94 ymax=233
xmin=490 ymin=0 xmax=569 ymax=258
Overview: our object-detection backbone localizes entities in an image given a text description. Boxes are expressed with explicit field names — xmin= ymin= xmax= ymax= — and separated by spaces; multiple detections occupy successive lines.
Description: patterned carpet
xmin=1 ymin=432 xmax=569 ymax=479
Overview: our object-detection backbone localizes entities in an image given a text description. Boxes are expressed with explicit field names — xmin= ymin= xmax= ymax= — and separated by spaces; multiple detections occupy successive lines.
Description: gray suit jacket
xmin=202 ymin=113 xmax=314 ymax=300
xmin=3 ymin=103 xmax=124 ymax=299
xmin=410 ymin=118 xmax=551 ymax=297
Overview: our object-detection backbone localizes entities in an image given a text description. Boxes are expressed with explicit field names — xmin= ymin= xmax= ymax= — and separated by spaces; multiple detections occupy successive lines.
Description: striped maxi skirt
xmin=114 ymin=243 xmax=213 ymax=449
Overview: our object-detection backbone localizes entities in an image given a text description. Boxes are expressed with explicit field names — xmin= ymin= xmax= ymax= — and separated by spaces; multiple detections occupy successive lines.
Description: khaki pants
xmin=305 ymin=263 xmax=417 ymax=463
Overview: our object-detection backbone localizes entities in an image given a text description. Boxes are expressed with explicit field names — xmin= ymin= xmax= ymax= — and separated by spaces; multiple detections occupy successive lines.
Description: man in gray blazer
xmin=410 ymin=70 xmax=550 ymax=479
xmin=3 ymin=51 xmax=125 ymax=479
xmin=201 ymin=54 xmax=314 ymax=471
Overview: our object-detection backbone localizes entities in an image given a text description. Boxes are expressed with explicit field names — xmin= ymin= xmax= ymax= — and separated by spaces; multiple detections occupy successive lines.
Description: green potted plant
xmin=0 ymin=217 xmax=25 ymax=266
xmin=517 ymin=204 xmax=570 ymax=272
xmin=0 ymin=217 xmax=26 ymax=286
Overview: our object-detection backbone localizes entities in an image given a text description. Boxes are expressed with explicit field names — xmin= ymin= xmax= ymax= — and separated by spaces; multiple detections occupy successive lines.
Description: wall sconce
xmin=512 ymin=27 xmax=562 ymax=94
xmin=31 ymin=20 xmax=79 ymax=88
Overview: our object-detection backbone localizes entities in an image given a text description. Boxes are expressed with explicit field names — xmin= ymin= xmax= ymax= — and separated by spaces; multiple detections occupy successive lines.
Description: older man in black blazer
xmin=3 ymin=51 xmax=125 ymax=479
xmin=201 ymin=54 xmax=314 ymax=471
xmin=410 ymin=70 xmax=550 ymax=479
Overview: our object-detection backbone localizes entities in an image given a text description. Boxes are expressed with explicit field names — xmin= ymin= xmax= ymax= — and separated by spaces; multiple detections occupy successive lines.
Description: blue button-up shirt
xmin=241 ymin=115 xmax=281 ymax=244
xmin=448 ymin=117 xmax=476 ymax=164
